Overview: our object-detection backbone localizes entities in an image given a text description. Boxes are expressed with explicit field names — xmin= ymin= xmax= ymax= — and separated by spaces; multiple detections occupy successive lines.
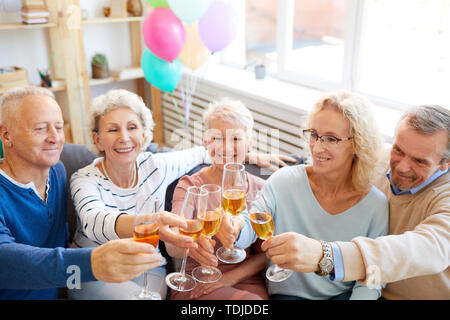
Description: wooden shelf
xmin=0 ymin=2 xmax=150 ymax=145
xmin=0 ymin=79 xmax=65 ymax=95
xmin=88 ymin=67 xmax=144 ymax=86
xmin=48 ymin=79 xmax=66 ymax=92
xmin=0 ymin=22 xmax=56 ymax=31
xmin=82 ymin=16 xmax=144 ymax=25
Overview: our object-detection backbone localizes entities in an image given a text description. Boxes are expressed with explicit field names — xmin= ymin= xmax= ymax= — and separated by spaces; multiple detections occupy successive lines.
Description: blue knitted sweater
xmin=0 ymin=161 xmax=95 ymax=299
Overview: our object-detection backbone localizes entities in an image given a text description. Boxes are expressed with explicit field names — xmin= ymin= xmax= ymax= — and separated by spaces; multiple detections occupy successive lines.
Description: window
xmin=245 ymin=0 xmax=278 ymax=74
xmin=358 ymin=0 xmax=450 ymax=107
xmin=226 ymin=0 xmax=450 ymax=110
xmin=278 ymin=0 xmax=348 ymax=87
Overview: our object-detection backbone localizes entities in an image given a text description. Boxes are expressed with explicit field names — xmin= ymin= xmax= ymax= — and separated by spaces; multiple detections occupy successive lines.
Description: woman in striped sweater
xmin=68 ymin=89 xmax=209 ymax=299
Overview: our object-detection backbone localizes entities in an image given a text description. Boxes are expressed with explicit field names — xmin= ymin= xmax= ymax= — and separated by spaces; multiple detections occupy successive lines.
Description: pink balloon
xmin=142 ymin=8 xmax=185 ymax=62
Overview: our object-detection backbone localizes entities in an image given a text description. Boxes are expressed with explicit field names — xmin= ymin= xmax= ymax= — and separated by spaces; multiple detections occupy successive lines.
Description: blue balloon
xmin=141 ymin=48 xmax=181 ymax=92
xmin=168 ymin=0 xmax=211 ymax=24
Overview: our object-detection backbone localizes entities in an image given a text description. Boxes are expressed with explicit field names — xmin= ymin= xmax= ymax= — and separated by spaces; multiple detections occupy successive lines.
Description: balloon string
xmin=166 ymin=91 xmax=186 ymax=129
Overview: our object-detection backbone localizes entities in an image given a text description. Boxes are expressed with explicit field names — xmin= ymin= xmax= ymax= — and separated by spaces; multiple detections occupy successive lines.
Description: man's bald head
xmin=0 ymin=86 xmax=56 ymax=125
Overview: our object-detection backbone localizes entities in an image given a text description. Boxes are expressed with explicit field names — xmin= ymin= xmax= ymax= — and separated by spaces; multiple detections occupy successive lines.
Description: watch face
xmin=322 ymin=258 xmax=334 ymax=273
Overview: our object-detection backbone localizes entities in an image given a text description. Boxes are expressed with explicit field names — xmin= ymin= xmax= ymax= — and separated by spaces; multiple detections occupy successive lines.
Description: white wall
xmin=0 ymin=0 xmax=139 ymax=97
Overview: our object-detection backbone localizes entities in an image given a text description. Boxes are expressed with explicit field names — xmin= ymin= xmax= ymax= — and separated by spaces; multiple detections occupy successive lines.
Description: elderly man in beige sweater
xmin=261 ymin=104 xmax=449 ymax=299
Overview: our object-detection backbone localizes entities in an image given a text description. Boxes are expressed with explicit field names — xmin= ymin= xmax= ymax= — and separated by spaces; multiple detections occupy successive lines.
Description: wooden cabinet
xmin=0 ymin=0 xmax=164 ymax=146
xmin=0 ymin=0 xmax=89 ymax=144
xmin=80 ymin=15 xmax=146 ymax=101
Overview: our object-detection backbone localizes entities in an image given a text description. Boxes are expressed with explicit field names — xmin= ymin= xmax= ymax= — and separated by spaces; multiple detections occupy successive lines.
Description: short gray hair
xmin=0 ymin=86 xmax=55 ymax=123
xmin=400 ymin=105 xmax=450 ymax=163
xmin=203 ymin=98 xmax=254 ymax=138
xmin=87 ymin=89 xmax=154 ymax=155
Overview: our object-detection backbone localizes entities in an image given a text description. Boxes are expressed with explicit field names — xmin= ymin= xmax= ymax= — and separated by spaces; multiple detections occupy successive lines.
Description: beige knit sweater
xmin=336 ymin=171 xmax=450 ymax=300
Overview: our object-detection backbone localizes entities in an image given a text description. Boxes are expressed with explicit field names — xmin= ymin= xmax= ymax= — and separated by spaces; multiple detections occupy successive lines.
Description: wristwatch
xmin=315 ymin=240 xmax=334 ymax=277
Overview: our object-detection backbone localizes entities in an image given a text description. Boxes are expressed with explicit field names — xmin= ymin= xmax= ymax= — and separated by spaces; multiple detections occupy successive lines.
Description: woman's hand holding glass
xmin=249 ymin=191 xmax=294 ymax=282
xmin=155 ymin=211 xmax=198 ymax=250
xmin=191 ymin=184 xmax=223 ymax=284
xmin=132 ymin=197 xmax=162 ymax=300
xmin=187 ymin=236 xmax=218 ymax=268
xmin=165 ymin=186 xmax=208 ymax=292
xmin=187 ymin=189 xmax=246 ymax=273
xmin=215 ymin=212 xmax=245 ymax=252
xmin=261 ymin=232 xmax=323 ymax=274
xmin=216 ymin=163 xmax=247 ymax=264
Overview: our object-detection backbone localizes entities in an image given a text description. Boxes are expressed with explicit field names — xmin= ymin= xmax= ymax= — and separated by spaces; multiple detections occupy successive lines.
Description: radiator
xmin=160 ymin=76 xmax=310 ymax=160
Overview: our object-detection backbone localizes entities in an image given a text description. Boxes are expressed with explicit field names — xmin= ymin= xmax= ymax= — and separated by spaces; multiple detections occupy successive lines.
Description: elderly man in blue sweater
xmin=0 ymin=86 xmax=193 ymax=300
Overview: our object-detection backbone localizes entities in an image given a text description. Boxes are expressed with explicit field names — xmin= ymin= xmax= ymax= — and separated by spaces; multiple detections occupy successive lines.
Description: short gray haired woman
xmin=69 ymin=89 xmax=209 ymax=300
xmin=203 ymin=98 xmax=254 ymax=140
xmin=203 ymin=98 xmax=295 ymax=171
xmin=167 ymin=98 xmax=269 ymax=300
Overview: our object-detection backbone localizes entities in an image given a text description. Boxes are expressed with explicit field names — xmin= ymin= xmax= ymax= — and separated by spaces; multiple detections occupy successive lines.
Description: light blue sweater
xmin=236 ymin=165 xmax=389 ymax=300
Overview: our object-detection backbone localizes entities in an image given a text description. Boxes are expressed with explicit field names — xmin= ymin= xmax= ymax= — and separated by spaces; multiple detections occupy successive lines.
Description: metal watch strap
xmin=315 ymin=240 xmax=333 ymax=277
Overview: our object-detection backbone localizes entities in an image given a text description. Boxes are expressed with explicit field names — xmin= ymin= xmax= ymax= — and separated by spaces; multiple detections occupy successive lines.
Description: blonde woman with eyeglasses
xmin=235 ymin=90 xmax=390 ymax=300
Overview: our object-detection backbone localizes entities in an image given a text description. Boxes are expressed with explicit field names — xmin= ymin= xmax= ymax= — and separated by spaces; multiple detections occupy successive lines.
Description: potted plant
xmin=91 ymin=53 xmax=109 ymax=79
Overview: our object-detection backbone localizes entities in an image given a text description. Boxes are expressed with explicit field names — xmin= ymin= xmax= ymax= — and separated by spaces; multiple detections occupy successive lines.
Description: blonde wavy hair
xmin=307 ymin=90 xmax=384 ymax=192
xmin=86 ymin=89 xmax=154 ymax=155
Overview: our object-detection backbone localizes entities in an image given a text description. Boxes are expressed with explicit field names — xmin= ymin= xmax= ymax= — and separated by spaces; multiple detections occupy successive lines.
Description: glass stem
xmin=227 ymin=214 xmax=236 ymax=253
xmin=142 ymin=271 xmax=149 ymax=295
xmin=267 ymin=236 xmax=280 ymax=271
xmin=272 ymin=264 xmax=282 ymax=272
xmin=203 ymin=236 xmax=213 ymax=274
xmin=180 ymin=248 xmax=189 ymax=279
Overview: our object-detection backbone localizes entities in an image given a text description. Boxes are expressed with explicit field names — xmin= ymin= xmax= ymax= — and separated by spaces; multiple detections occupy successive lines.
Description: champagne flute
xmin=249 ymin=192 xmax=293 ymax=282
xmin=216 ymin=162 xmax=247 ymax=264
xmin=192 ymin=184 xmax=223 ymax=283
xmin=165 ymin=186 xmax=208 ymax=292
xmin=132 ymin=197 xmax=162 ymax=299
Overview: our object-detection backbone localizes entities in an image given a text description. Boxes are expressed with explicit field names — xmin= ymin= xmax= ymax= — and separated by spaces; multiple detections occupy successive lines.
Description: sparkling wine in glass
xmin=216 ymin=162 xmax=247 ymax=264
xmin=132 ymin=197 xmax=162 ymax=299
xmin=192 ymin=184 xmax=223 ymax=283
xmin=249 ymin=193 xmax=293 ymax=282
xmin=165 ymin=186 xmax=208 ymax=292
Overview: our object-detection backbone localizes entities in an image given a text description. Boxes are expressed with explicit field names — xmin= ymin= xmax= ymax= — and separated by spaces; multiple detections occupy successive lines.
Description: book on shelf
xmin=21 ymin=0 xmax=47 ymax=7
xmin=111 ymin=67 xmax=144 ymax=80
xmin=21 ymin=5 xmax=48 ymax=12
xmin=21 ymin=11 xmax=50 ymax=18
xmin=21 ymin=5 xmax=48 ymax=11
xmin=21 ymin=2 xmax=49 ymax=24
xmin=22 ymin=18 xmax=48 ymax=24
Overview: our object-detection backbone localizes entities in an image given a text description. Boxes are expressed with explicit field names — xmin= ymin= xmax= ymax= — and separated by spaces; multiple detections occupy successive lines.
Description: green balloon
xmin=141 ymin=48 xmax=181 ymax=93
xmin=146 ymin=0 xmax=169 ymax=7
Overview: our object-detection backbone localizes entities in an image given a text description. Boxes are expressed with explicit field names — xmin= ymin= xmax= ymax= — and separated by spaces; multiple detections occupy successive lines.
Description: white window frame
xmin=275 ymin=0 xmax=359 ymax=92
xmin=275 ymin=0 xmax=415 ymax=111
xmin=219 ymin=0 xmax=437 ymax=113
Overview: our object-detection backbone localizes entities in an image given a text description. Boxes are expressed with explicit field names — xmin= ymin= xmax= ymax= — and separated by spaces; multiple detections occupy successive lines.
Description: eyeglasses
xmin=302 ymin=129 xmax=353 ymax=148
